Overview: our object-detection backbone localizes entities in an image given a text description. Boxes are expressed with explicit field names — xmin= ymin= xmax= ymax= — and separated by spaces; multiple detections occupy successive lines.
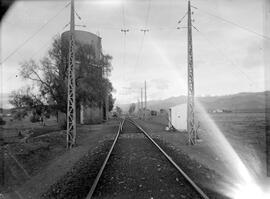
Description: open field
xmin=0 ymin=116 xmax=119 ymax=198
xmin=203 ymin=112 xmax=266 ymax=169
xmin=145 ymin=110 xmax=266 ymax=171
xmin=0 ymin=116 xmax=64 ymax=193
xmin=137 ymin=110 xmax=268 ymax=197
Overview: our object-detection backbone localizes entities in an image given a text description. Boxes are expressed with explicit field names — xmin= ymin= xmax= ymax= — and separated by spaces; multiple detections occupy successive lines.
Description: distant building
xmin=160 ymin=109 xmax=167 ymax=114
xmin=208 ymin=109 xmax=232 ymax=113
xmin=150 ymin=110 xmax=157 ymax=116
xmin=212 ymin=109 xmax=223 ymax=113
xmin=61 ymin=30 xmax=108 ymax=124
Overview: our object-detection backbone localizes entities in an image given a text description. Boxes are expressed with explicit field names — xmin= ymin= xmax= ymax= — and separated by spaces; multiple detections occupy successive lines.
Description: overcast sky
xmin=0 ymin=0 xmax=269 ymax=108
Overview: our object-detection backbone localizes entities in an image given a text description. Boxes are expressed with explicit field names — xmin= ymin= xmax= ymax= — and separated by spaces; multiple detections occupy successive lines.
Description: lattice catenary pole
xmin=144 ymin=80 xmax=147 ymax=110
xmin=187 ymin=0 xmax=196 ymax=145
xmin=67 ymin=0 xmax=76 ymax=149
xmin=141 ymin=88 xmax=143 ymax=110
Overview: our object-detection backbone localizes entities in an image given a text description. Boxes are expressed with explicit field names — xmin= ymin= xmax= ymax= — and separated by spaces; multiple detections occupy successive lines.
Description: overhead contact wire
xmin=134 ymin=0 xmax=152 ymax=69
xmin=196 ymin=28 xmax=256 ymax=87
xmin=196 ymin=6 xmax=270 ymax=41
xmin=1 ymin=2 xmax=69 ymax=64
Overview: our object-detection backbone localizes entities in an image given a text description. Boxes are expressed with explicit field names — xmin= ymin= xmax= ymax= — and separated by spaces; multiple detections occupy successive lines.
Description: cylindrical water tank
xmin=61 ymin=30 xmax=102 ymax=60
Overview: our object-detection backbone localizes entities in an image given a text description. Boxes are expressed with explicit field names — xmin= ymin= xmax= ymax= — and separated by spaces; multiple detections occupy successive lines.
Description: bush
xmin=45 ymin=112 xmax=50 ymax=119
xmin=0 ymin=116 xmax=6 ymax=125
xmin=13 ymin=110 xmax=28 ymax=120
xmin=60 ymin=120 xmax=67 ymax=130
xmin=30 ymin=114 xmax=40 ymax=123
xmin=57 ymin=111 xmax=67 ymax=130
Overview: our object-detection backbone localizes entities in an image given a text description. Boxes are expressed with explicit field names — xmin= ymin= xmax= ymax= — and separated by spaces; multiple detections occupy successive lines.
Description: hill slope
xmin=119 ymin=91 xmax=269 ymax=112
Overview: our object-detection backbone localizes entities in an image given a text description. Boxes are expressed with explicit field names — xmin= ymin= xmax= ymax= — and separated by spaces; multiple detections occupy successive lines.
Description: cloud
xmin=117 ymin=78 xmax=170 ymax=100
xmin=150 ymin=78 xmax=169 ymax=90
xmin=117 ymin=81 xmax=144 ymax=96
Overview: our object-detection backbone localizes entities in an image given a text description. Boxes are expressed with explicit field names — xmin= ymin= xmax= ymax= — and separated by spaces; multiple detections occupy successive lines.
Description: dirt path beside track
xmin=4 ymin=119 xmax=120 ymax=199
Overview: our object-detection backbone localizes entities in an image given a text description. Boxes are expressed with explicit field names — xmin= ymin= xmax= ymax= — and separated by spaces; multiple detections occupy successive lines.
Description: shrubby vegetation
xmin=128 ymin=103 xmax=136 ymax=114
xmin=0 ymin=116 xmax=6 ymax=125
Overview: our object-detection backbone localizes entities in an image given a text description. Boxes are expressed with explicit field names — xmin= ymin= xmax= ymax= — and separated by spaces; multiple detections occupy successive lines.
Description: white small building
xmin=168 ymin=103 xmax=187 ymax=131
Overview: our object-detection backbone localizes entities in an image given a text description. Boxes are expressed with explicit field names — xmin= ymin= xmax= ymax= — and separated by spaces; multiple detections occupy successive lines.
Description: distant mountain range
xmin=2 ymin=91 xmax=269 ymax=113
xmin=119 ymin=91 xmax=270 ymax=112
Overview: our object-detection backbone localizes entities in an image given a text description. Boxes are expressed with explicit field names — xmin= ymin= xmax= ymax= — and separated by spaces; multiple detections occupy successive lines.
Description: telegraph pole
xmin=141 ymin=88 xmax=143 ymax=110
xmin=187 ymin=0 xmax=196 ymax=145
xmin=0 ymin=133 xmax=4 ymax=186
xmin=144 ymin=80 xmax=147 ymax=110
xmin=67 ymin=0 xmax=76 ymax=149
xmin=137 ymin=99 xmax=140 ymax=113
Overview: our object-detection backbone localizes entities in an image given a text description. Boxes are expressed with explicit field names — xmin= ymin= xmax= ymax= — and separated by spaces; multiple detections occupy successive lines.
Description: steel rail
xmin=128 ymin=118 xmax=210 ymax=199
xmin=85 ymin=119 xmax=125 ymax=199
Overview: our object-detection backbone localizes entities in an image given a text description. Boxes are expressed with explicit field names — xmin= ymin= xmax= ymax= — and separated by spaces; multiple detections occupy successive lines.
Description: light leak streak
xmin=195 ymin=101 xmax=270 ymax=199
xmin=148 ymin=36 xmax=186 ymax=93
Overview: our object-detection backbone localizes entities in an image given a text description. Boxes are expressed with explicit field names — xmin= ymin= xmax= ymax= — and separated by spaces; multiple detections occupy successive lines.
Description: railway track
xmin=86 ymin=117 xmax=209 ymax=199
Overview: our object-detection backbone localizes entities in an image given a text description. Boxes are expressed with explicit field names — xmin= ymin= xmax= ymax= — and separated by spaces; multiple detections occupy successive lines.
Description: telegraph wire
xmin=120 ymin=0 xmax=129 ymax=66
xmin=122 ymin=30 xmax=127 ymax=66
xmin=195 ymin=6 xmax=270 ymax=41
xmin=5 ymin=23 xmax=70 ymax=83
xmin=160 ymin=0 xmax=183 ymax=47
xmin=134 ymin=35 xmax=145 ymax=68
xmin=195 ymin=27 xmax=256 ymax=87
xmin=144 ymin=0 xmax=152 ymax=27
xmin=122 ymin=0 xmax=126 ymax=28
xmin=175 ymin=4 xmax=256 ymax=87
xmin=75 ymin=10 xmax=81 ymax=20
xmin=134 ymin=0 xmax=152 ymax=69
xmin=176 ymin=4 xmax=189 ymax=29
xmin=3 ymin=2 xmax=84 ymax=84
xmin=28 ymin=23 xmax=70 ymax=60
xmin=193 ymin=23 xmax=261 ymax=125
xmin=75 ymin=9 xmax=87 ymax=28
xmin=178 ymin=12 xmax=188 ymax=25
xmin=0 ymin=2 xmax=69 ymax=65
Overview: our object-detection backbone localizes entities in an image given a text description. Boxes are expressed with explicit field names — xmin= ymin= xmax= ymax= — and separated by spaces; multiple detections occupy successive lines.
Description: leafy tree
xmin=108 ymin=93 xmax=115 ymax=112
xmin=9 ymin=87 xmax=46 ymax=121
xmin=19 ymin=35 xmax=114 ymax=115
xmin=13 ymin=110 xmax=28 ymax=121
xmin=9 ymin=88 xmax=28 ymax=108
xmin=0 ymin=116 xmax=6 ymax=125
xmin=9 ymin=87 xmax=43 ymax=109
xmin=128 ymin=103 xmax=136 ymax=114
xmin=115 ymin=106 xmax=122 ymax=115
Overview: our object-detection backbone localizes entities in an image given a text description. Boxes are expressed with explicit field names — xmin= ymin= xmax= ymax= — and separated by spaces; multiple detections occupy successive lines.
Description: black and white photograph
xmin=0 ymin=0 xmax=270 ymax=198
